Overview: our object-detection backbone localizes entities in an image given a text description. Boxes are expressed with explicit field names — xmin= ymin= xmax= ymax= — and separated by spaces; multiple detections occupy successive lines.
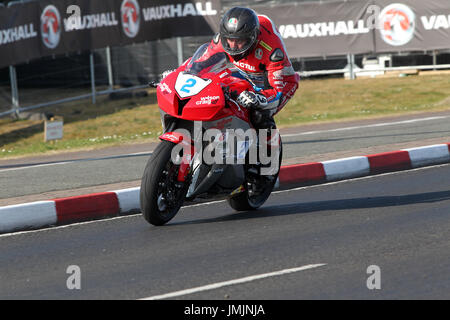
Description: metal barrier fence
xmin=295 ymin=51 xmax=450 ymax=79
xmin=3 ymin=45 xmax=450 ymax=119
xmin=1 ymin=0 xmax=450 ymax=119
xmin=0 ymin=0 xmax=306 ymax=119
xmin=0 ymin=35 xmax=211 ymax=118
xmin=1 ymin=0 xmax=352 ymax=119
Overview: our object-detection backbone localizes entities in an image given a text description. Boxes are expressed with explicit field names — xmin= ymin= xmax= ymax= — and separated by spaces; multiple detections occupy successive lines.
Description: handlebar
xmin=148 ymin=81 xmax=159 ymax=88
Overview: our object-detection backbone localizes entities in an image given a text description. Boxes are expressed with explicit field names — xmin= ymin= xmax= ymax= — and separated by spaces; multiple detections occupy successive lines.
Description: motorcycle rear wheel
xmin=227 ymin=173 xmax=278 ymax=211
xmin=227 ymin=140 xmax=282 ymax=211
xmin=140 ymin=140 xmax=189 ymax=226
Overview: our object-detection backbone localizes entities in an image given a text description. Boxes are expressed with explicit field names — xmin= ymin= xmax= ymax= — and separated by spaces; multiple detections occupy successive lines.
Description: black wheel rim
xmin=155 ymin=160 xmax=186 ymax=217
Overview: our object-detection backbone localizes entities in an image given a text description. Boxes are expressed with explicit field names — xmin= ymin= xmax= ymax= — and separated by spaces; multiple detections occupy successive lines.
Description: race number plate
xmin=175 ymin=72 xmax=212 ymax=99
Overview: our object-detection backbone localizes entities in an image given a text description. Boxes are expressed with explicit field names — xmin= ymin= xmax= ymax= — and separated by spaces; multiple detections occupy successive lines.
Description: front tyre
xmin=140 ymin=140 xmax=189 ymax=226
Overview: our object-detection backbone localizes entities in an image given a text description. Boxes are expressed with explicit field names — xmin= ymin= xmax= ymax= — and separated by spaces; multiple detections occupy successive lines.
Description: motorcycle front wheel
xmin=140 ymin=140 xmax=190 ymax=226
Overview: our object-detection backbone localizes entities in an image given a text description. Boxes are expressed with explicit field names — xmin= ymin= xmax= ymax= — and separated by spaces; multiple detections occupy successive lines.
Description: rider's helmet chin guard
xmin=219 ymin=7 xmax=260 ymax=61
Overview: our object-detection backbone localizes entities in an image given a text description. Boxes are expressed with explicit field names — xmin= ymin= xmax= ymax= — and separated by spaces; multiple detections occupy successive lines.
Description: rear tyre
xmin=227 ymin=176 xmax=278 ymax=211
xmin=227 ymin=139 xmax=282 ymax=211
xmin=140 ymin=140 xmax=189 ymax=226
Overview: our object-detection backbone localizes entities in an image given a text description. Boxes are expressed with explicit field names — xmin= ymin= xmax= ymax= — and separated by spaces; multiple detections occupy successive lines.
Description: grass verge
xmin=1 ymin=74 xmax=450 ymax=159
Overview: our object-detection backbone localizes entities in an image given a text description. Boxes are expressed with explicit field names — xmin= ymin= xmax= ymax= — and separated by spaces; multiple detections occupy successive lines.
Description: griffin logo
xmin=41 ymin=5 xmax=61 ymax=49
xmin=121 ymin=0 xmax=140 ymax=38
xmin=379 ymin=3 xmax=416 ymax=46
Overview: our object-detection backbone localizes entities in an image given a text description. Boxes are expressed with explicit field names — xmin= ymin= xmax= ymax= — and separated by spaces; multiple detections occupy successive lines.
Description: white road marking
xmin=0 ymin=151 xmax=152 ymax=173
xmin=0 ymin=161 xmax=73 ymax=173
xmin=281 ymin=116 xmax=448 ymax=138
xmin=139 ymin=264 xmax=327 ymax=300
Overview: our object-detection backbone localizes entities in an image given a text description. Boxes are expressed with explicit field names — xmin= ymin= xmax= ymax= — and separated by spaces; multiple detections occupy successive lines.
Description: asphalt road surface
xmin=1 ymin=110 xmax=450 ymax=201
xmin=1 ymin=164 xmax=449 ymax=300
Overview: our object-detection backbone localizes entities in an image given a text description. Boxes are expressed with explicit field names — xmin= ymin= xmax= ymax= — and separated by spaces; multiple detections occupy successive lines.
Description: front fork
xmin=159 ymin=131 xmax=195 ymax=182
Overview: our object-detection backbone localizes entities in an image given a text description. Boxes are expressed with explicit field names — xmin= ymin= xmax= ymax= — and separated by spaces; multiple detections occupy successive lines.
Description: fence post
xmin=347 ymin=54 xmax=356 ymax=80
xmin=176 ymin=37 xmax=184 ymax=66
xmin=90 ymin=52 xmax=96 ymax=104
xmin=432 ymin=50 xmax=437 ymax=71
xmin=106 ymin=46 xmax=114 ymax=90
xmin=9 ymin=65 xmax=19 ymax=117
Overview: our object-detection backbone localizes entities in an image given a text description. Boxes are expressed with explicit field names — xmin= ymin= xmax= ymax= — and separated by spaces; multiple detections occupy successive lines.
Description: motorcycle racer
xmin=194 ymin=6 xmax=300 ymax=179
xmin=203 ymin=6 xmax=300 ymax=129
xmin=156 ymin=7 xmax=299 ymax=180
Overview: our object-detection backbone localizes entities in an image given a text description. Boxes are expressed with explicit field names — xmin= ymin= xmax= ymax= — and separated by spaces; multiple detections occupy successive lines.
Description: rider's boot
xmin=243 ymin=111 xmax=280 ymax=196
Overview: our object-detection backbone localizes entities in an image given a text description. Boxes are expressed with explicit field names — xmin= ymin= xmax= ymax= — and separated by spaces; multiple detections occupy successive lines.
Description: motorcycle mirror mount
xmin=148 ymin=81 xmax=159 ymax=88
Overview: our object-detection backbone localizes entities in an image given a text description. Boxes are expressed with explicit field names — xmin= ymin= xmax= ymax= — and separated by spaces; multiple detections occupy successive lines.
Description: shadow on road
xmin=170 ymin=190 xmax=450 ymax=226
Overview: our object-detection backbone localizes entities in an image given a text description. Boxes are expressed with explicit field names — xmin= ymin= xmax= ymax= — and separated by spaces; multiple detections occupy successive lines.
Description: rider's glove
xmin=237 ymin=90 xmax=278 ymax=117
xmin=237 ymin=90 xmax=268 ymax=109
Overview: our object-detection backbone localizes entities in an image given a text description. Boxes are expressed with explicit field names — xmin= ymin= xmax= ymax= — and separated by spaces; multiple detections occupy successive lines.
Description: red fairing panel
xmin=157 ymin=68 xmax=253 ymax=122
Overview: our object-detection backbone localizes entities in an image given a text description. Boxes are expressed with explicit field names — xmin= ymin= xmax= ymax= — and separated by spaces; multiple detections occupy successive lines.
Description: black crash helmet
xmin=219 ymin=7 xmax=260 ymax=61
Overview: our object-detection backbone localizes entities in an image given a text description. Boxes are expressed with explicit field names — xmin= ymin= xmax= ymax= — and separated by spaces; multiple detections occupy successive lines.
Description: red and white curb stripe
xmin=278 ymin=143 xmax=450 ymax=185
xmin=0 ymin=188 xmax=139 ymax=234
xmin=1 ymin=143 xmax=449 ymax=234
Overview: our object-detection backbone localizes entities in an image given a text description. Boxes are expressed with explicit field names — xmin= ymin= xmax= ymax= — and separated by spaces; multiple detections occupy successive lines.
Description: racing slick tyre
xmin=140 ymin=140 xmax=190 ymax=226
xmin=227 ymin=138 xmax=282 ymax=211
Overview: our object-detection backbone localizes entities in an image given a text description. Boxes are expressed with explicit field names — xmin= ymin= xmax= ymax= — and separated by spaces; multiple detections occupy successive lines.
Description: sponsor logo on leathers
xmin=233 ymin=61 xmax=256 ymax=71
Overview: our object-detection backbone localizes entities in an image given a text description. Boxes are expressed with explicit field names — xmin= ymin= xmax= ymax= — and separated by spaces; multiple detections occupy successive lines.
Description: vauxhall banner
xmin=0 ymin=1 xmax=41 ymax=68
xmin=0 ymin=0 xmax=221 ymax=69
xmin=373 ymin=0 xmax=450 ymax=53
xmin=37 ymin=0 xmax=120 ymax=59
xmin=255 ymin=1 xmax=376 ymax=58
xmin=138 ymin=0 xmax=221 ymax=40
xmin=2 ymin=0 xmax=450 ymax=68
xmin=256 ymin=0 xmax=450 ymax=58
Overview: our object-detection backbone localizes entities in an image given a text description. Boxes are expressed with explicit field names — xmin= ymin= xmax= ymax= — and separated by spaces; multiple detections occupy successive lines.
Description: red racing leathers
xmin=201 ymin=14 xmax=300 ymax=115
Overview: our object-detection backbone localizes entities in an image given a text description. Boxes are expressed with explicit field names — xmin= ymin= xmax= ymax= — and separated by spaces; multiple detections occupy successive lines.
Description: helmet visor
xmin=221 ymin=34 xmax=256 ymax=56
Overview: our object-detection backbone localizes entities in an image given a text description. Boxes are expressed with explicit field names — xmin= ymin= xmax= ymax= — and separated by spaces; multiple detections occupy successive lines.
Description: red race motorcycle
xmin=140 ymin=43 xmax=282 ymax=226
